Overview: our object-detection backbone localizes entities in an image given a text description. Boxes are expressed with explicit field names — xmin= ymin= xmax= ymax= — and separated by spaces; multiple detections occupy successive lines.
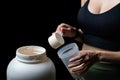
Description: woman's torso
xmin=78 ymin=0 xmax=120 ymax=80
xmin=78 ymin=0 xmax=120 ymax=51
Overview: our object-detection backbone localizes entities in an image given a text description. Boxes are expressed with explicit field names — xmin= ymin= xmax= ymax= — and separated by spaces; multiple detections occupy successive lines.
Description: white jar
xmin=7 ymin=45 xmax=56 ymax=80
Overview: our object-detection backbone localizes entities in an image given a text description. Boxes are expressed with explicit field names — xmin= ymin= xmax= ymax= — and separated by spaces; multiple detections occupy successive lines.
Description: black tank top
xmin=77 ymin=0 xmax=120 ymax=51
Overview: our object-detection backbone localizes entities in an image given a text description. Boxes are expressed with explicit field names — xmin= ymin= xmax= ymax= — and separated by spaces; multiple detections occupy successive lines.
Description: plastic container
xmin=57 ymin=43 xmax=84 ymax=80
xmin=7 ymin=45 xmax=56 ymax=80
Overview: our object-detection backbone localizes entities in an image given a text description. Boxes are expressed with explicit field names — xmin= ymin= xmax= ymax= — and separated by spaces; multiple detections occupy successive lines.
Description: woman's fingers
xmin=69 ymin=51 xmax=84 ymax=62
xmin=55 ymin=23 xmax=79 ymax=38
xmin=68 ymin=59 xmax=82 ymax=68
xmin=69 ymin=63 xmax=85 ymax=76
xmin=69 ymin=58 xmax=95 ymax=75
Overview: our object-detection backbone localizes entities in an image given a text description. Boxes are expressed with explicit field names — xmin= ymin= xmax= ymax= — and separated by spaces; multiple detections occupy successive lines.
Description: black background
xmin=1 ymin=0 xmax=81 ymax=80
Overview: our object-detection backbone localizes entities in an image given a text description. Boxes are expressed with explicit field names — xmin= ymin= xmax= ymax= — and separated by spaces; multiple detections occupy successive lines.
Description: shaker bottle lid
xmin=57 ymin=43 xmax=79 ymax=58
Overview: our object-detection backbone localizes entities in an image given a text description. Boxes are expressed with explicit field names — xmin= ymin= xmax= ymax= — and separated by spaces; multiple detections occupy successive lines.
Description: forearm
xmin=98 ymin=51 xmax=120 ymax=63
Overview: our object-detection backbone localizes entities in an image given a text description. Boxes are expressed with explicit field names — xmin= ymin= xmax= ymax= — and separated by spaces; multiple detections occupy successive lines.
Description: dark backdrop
xmin=1 ymin=0 xmax=80 ymax=80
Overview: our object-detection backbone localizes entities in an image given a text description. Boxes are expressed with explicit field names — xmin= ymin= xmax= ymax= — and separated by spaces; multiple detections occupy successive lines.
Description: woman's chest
xmin=78 ymin=3 xmax=120 ymax=38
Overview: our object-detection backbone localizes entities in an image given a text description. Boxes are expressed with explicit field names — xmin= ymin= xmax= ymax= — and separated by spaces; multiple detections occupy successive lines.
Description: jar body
xmin=7 ymin=46 xmax=56 ymax=80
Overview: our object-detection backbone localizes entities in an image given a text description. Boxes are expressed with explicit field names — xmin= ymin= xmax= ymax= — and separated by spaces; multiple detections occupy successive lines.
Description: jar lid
xmin=16 ymin=45 xmax=47 ymax=63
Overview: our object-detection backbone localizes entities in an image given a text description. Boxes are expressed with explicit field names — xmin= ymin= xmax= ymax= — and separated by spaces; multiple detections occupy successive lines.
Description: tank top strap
xmin=83 ymin=0 xmax=90 ymax=8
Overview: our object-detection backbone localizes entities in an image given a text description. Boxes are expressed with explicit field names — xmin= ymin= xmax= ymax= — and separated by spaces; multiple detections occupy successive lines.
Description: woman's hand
xmin=55 ymin=23 xmax=78 ymax=38
xmin=68 ymin=50 xmax=100 ymax=76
